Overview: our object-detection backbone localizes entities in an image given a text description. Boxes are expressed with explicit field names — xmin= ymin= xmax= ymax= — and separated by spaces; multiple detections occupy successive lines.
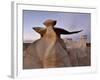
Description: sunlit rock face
xmin=23 ymin=19 xmax=83 ymax=69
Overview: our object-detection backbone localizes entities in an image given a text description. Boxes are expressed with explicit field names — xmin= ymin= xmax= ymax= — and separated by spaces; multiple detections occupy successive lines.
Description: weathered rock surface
xmin=23 ymin=19 xmax=89 ymax=69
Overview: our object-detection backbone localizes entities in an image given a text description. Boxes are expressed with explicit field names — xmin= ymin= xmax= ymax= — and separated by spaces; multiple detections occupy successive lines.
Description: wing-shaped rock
xmin=23 ymin=19 xmax=82 ymax=69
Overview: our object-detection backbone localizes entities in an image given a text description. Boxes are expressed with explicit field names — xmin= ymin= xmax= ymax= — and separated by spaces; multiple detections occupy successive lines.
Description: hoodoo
xmin=23 ymin=19 xmax=82 ymax=69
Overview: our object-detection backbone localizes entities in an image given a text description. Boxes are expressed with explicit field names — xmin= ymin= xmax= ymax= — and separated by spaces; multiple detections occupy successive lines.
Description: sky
xmin=23 ymin=10 xmax=91 ymax=43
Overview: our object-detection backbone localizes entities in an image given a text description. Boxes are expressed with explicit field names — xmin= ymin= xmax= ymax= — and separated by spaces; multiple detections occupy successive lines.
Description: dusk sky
xmin=23 ymin=10 xmax=91 ymax=42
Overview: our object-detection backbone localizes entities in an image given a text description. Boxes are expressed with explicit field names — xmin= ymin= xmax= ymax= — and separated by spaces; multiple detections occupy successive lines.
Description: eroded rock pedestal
xmin=23 ymin=19 xmax=83 ymax=69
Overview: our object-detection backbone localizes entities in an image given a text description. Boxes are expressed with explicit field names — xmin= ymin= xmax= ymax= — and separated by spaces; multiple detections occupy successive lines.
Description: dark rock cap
xmin=43 ymin=19 xmax=57 ymax=27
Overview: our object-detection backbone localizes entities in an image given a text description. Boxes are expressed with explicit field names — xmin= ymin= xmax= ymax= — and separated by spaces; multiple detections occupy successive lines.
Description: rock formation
xmin=23 ymin=19 xmax=82 ymax=69
xmin=64 ymin=35 xmax=90 ymax=66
